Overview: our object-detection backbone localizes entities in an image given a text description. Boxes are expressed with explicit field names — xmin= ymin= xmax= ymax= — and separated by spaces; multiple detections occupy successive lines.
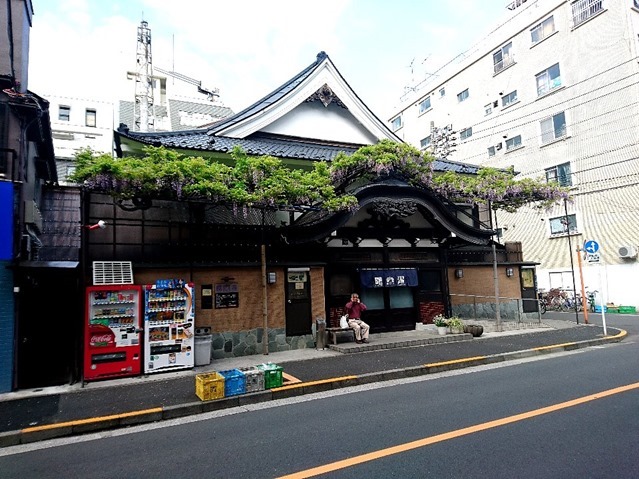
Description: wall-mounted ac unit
xmin=618 ymin=245 xmax=637 ymax=259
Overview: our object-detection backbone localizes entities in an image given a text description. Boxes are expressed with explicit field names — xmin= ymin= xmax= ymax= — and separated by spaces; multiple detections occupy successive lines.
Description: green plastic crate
xmin=257 ymin=363 xmax=283 ymax=389
xmin=618 ymin=306 xmax=636 ymax=314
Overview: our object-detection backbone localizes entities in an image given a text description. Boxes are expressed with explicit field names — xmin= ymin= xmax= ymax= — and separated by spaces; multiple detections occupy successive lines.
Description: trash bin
xmin=194 ymin=327 xmax=212 ymax=366
xmin=315 ymin=317 xmax=326 ymax=350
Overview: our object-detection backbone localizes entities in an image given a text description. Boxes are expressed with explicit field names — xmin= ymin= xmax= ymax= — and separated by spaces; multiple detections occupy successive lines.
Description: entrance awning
xmin=360 ymin=268 xmax=418 ymax=288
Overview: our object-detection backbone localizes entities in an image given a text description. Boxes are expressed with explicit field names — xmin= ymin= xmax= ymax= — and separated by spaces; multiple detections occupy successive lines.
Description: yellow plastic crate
xmin=195 ymin=372 xmax=225 ymax=401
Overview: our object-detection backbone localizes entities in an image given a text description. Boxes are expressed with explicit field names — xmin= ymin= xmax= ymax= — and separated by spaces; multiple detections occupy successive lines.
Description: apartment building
xmin=390 ymin=0 xmax=639 ymax=307
xmin=47 ymin=95 xmax=115 ymax=184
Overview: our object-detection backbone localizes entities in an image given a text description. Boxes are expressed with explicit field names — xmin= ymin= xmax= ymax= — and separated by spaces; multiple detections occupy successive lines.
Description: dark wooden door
xmin=520 ymin=266 xmax=538 ymax=313
xmin=285 ymin=269 xmax=312 ymax=336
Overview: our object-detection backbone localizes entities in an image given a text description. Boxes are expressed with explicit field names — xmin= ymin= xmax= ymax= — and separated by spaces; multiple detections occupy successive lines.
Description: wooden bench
xmin=326 ymin=315 xmax=355 ymax=345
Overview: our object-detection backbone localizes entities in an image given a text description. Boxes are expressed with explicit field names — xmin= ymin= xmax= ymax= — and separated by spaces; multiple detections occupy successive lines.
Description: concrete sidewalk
xmin=0 ymin=318 xmax=626 ymax=447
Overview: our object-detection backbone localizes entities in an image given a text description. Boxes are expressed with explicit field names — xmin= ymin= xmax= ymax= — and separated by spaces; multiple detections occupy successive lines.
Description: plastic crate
xmin=257 ymin=363 xmax=283 ymax=389
xmin=195 ymin=372 xmax=225 ymax=401
xmin=594 ymin=305 xmax=608 ymax=313
xmin=238 ymin=366 xmax=265 ymax=393
xmin=618 ymin=306 xmax=637 ymax=314
xmin=219 ymin=368 xmax=247 ymax=397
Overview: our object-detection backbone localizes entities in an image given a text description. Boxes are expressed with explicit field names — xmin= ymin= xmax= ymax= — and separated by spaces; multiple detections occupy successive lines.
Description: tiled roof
xmin=205 ymin=52 xmax=325 ymax=135
xmin=116 ymin=127 xmax=481 ymax=173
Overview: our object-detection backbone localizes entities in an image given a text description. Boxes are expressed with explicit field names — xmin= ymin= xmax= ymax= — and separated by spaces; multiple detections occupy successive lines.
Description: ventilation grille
xmin=93 ymin=261 xmax=134 ymax=285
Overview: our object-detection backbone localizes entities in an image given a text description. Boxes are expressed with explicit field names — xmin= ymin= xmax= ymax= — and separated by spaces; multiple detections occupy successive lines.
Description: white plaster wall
xmin=261 ymin=102 xmax=377 ymax=144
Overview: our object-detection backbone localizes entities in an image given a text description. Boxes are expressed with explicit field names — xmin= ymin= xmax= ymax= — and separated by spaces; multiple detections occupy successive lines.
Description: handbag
xmin=339 ymin=314 xmax=349 ymax=329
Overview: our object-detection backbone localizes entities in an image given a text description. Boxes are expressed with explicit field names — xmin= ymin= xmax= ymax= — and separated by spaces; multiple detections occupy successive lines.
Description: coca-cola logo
xmin=91 ymin=334 xmax=114 ymax=345
xmin=89 ymin=324 xmax=115 ymax=347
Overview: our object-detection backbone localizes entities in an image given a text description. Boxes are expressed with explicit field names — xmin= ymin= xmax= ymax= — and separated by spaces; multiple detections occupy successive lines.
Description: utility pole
xmin=564 ymin=198 xmax=579 ymax=324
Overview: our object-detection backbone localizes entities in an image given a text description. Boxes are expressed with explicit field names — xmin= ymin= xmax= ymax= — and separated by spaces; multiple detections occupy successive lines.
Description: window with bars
xmin=460 ymin=127 xmax=473 ymax=140
xmin=531 ymin=16 xmax=555 ymax=44
xmin=540 ymin=111 xmax=567 ymax=144
xmin=457 ymin=89 xmax=469 ymax=102
xmin=484 ymin=103 xmax=493 ymax=116
xmin=545 ymin=162 xmax=572 ymax=187
xmin=501 ymin=90 xmax=518 ymax=108
xmin=505 ymin=135 xmax=522 ymax=151
xmin=571 ymin=0 xmax=603 ymax=27
xmin=493 ymin=42 xmax=514 ymax=74
xmin=418 ymin=97 xmax=431 ymax=114
xmin=536 ymin=63 xmax=561 ymax=96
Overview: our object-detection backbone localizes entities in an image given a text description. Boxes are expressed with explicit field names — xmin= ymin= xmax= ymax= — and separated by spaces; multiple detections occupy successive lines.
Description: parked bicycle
xmin=586 ymin=289 xmax=598 ymax=312
xmin=544 ymin=288 xmax=582 ymax=312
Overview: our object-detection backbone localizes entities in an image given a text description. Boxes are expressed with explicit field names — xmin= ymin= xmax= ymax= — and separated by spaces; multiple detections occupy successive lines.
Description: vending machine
xmin=84 ymin=285 xmax=143 ymax=381
xmin=144 ymin=279 xmax=195 ymax=374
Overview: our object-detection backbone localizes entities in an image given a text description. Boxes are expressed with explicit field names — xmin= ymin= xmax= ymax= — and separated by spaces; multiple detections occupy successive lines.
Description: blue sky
xmin=28 ymin=0 xmax=512 ymax=120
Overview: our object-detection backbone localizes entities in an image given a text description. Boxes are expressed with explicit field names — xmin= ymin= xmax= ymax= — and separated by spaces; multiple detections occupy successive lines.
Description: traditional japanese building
xmin=103 ymin=52 xmax=537 ymax=360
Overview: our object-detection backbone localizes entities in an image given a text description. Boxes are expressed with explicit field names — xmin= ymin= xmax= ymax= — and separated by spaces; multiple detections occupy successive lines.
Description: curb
xmin=0 ymin=328 xmax=626 ymax=448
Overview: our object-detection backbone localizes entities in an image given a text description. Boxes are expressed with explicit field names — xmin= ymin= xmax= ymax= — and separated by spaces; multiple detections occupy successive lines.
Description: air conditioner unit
xmin=618 ymin=245 xmax=637 ymax=259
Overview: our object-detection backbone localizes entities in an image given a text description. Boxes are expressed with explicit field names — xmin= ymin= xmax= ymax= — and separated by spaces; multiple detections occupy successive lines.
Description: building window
xmin=493 ymin=42 xmax=514 ymax=74
xmin=536 ymin=63 xmax=561 ymax=96
xmin=540 ymin=111 xmax=567 ymax=144
xmin=457 ymin=89 xmax=469 ymax=102
xmin=391 ymin=115 xmax=402 ymax=131
xmin=484 ymin=103 xmax=493 ymax=115
xmin=460 ymin=127 xmax=472 ymax=140
xmin=439 ymin=87 xmax=446 ymax=97
xmin=571 ymin=0 xmax=603 ymax=27
xmin=545 ymin=162 xmax=572 ymax=187
xmin=501 ymin=90 xmax=518 ymax=108
xmin=59 ymin=105 xmax=70 ymax=121
xmin=85 ymin=109 xmax=97 ymax=127
xmin=420 ymin=136 xmax=431 ymax=150
xmin=531 ymin=16 xmax=555 ymax=44
xmin=549 ymin=213 xmax=578 ymax=235
xmin=66 ymin=165 xmax=76 ymax=178
xmin=505 ymin=135 xmax=522 ymax=150
xmin=487 ymin=146 xmax=496 ymax=157
xmin=418 ymin=97 xmax=431 ymax=114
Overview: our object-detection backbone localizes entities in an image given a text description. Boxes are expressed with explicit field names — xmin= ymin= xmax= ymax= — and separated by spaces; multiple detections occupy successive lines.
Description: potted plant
xmin=447 ymin=316 xmax=465 ymax=334
xmin=433 ymin=314 xmax=448 ymax=336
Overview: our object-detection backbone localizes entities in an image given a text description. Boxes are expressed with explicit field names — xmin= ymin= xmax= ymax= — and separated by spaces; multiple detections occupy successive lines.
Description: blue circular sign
xmin=584 ymin=240 xmax=599 ymax=254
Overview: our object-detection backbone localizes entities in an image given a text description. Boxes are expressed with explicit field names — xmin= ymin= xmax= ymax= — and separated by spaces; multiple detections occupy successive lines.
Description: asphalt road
xmin=1 ymin=314 xmax=637 ymax=478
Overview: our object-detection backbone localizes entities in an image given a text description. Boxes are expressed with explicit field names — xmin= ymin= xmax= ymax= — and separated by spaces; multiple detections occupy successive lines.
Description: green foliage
xmin=70 ymin=140 xmax=569 ymax=213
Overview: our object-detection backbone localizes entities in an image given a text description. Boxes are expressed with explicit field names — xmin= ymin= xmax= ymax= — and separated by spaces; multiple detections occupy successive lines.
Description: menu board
xmin=215 ymin=283 xmax=239 ymax=309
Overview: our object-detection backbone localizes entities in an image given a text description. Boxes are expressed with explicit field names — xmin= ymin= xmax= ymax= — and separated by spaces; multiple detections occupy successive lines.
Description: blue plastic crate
xmin=218 ymin=368 xmax=246 ymax=397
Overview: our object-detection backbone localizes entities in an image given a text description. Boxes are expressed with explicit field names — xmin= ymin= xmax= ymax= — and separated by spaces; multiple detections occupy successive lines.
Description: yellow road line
xmin=423 ymin=356 xmax=486 ymax=368
xmin=282 ymin=372 xmax=302 ymax=384
xmin=271 ymin=376 xmax=358 ymax=392
xmin=21 ymin=407 xmax=163 ymax=433
xmin=534 ymin=342 xmax=576 ymax=351
xmin=276 ymin=382 xmax=639 ymax=478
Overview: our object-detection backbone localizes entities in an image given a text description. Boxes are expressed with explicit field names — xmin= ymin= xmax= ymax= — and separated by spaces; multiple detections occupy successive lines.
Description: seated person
xmin=344 ymin=293 xmax=370 ymax=343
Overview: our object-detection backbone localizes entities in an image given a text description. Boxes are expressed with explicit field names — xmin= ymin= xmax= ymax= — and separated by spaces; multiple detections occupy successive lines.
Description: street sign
xmin=586 ymin=253 xmax=600 ymax=263
xmin=584 ymin=240 xmax=599 ymax=254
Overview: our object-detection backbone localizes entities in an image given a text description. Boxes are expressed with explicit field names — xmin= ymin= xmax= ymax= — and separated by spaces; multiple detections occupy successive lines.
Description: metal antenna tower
xmin=134 ymin=20 xmax=155 ymax=132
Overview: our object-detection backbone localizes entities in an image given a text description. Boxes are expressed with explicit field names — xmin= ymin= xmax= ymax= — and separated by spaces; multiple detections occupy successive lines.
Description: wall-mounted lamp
xmin=506 ymin=267 xmax=514 ymax=277
xmin=341 ymin=238 xmax=349 ymax=246
xmin=454 ymin=268 xmax=464 ymax=279
xmin=85 ymin=220 xmax=106 ymax=230
xmin=267 ymin=272 xmax=277 ymax=284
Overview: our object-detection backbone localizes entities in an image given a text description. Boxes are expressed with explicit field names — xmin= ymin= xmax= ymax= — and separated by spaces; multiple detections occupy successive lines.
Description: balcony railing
xmin=572 ymin=0 xmax=603 ymax=27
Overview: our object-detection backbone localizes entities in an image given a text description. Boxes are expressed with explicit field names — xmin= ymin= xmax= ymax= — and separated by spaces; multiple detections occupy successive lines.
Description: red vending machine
xmin=84 ymin=285 xmax=143 ymax=381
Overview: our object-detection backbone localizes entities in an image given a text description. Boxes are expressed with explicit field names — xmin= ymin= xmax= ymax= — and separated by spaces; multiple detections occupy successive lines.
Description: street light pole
xmin=564 ymin=198 xmax=579 ymax=324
